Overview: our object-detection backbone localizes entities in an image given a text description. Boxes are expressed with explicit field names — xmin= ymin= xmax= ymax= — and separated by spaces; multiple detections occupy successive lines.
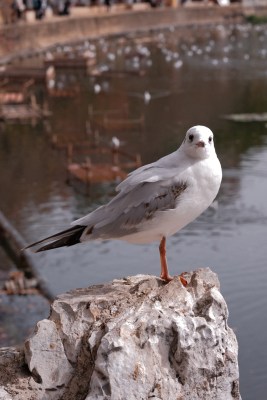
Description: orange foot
xmin=160 ymin=273 xmax=187 ymax=287
xmin=160 ymin=273 xmax=173 ymax=282
xmin=179 ymin=274 xmax=188 ymax=287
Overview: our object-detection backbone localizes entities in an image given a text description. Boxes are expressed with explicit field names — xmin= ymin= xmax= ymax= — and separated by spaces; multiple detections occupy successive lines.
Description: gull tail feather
xmin=24 ymin=225 xmax=87 ymax=253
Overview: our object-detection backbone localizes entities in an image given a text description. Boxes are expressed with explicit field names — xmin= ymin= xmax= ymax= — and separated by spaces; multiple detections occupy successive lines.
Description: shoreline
xmin=0 ymin=4 xmax=256 ymax=65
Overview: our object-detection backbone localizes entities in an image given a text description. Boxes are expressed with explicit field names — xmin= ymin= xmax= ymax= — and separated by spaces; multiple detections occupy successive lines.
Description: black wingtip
xmin=24 ymin=225 xmax=87 ymax=253
xmin=21 ymin=246 xmax=37 ymax=254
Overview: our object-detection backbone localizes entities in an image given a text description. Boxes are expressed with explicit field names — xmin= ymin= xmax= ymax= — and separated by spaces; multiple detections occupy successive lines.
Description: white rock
xmin=0 ymin=387 xmax=13 ymax=400
xmin=0 ymin=269 xmax=241 ymax=400
xmin=24 ymin=319 xmax=74 ymax=389
xmin=86 ymin=270 xmax=240 ymax=400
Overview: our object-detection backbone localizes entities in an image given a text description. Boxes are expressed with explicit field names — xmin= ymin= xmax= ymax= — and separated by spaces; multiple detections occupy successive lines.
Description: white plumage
xmin=25 ymin=125 xmax=222 ymax=283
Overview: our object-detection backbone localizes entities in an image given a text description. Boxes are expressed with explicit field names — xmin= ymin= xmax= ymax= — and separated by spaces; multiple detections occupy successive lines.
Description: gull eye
xmin=188 ymin=134 xmax=194 ymax=142
xmin=208 ymin=136 xmax=213 ymax=143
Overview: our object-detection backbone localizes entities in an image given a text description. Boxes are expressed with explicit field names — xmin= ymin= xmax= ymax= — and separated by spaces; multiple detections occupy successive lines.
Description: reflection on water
xmin=1 ymin=23 xmax=267 ymax=399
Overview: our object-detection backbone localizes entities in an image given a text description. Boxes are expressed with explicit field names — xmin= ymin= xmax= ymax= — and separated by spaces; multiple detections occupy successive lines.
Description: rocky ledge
xmin=0 ymin=268 xmax=241 ymax=400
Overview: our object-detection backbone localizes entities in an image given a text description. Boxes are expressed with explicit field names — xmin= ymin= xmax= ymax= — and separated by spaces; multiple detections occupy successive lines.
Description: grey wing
xmin=73 ymin=162 xmax=183 ymax=228
xmin=83 ymin=179 xmax=188 ymax=240
xmin=115 ymin=150 xmax=181 ymax=193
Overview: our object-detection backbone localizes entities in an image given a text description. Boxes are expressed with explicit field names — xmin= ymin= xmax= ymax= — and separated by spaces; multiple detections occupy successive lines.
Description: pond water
xmin=1 ymin=22 xmax=267 ymax=399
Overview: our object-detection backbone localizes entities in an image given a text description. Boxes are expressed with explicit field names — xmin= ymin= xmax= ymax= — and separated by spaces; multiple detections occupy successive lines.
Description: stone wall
xmin=0 ymin=6 xmax=245 ymax=62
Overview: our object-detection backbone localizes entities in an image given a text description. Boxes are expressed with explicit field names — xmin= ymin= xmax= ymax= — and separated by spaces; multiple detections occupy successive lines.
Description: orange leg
xmin=159 ymin=236 xmax=173 ymax=282
xmin=159 ymin=236 xmax=188 ymax=286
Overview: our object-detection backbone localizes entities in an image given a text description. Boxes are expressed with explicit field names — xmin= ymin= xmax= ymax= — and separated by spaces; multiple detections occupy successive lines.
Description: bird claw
xmin=160 ymin=273 xmax=187 ymax=287
xmin=160 ymin=273 xmax=173 ymax=283
xmin=179 ymin=274 xmax=188 ymax=287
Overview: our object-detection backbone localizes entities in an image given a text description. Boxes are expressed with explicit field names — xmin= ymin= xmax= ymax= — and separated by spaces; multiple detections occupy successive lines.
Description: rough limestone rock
xmin=24 ymin=320 xmax=74 ymax=389
xmin=0 ymin=269 xmax=241 ymax=400
xmin=0 ymin=388 xmax=13 ymax=400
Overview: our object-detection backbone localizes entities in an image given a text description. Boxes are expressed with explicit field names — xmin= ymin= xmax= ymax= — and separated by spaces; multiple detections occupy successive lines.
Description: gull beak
xmin=196 ymin=141 xmax=205 ymax=148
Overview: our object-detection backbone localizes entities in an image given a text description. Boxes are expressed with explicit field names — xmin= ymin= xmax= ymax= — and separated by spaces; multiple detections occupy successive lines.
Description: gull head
xmin=182 ymin=125 xmax=216 ymax=159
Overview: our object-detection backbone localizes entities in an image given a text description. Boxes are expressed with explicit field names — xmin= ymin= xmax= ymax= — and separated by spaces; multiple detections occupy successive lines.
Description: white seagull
xmin=25 ymin=126 xmax=222 ymax=284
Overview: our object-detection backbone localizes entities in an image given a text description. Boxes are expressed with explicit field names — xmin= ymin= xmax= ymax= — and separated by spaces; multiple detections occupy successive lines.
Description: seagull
xmin=24 ymin=126 xmax=222 ymax=284
xmin=144 ymin=91 xmax=151 ymax=104
xmin=111 ymin=136 xmax=121 ymax=149
xmin=93 ymin=84 xmax=101 ymax=94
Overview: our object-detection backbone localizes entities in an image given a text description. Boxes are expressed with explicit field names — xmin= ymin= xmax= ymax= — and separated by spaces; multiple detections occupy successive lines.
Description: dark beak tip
xmin=196 ymin=141 xmax=205 ymax=148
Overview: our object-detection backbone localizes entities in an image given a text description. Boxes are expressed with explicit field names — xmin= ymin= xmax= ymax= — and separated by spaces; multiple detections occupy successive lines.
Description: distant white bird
xmin=174 ymin=60 xmax=183 ymax=69
xmin=107 ymin=53 xmax=116 ymax=61
xmin=93 ymin=84 xmax=101 ymax=94
xmin=45 ymin=52 xmax=54 ymax=61
xmin=25 ymin=126 xmax=222 ymax=284
xmin=144 ymin=91 xmax=151 ymax=104
xmin=128 ymin=90 xmax=170 ymax=102
xmin=111 ymin=136 xmax=121 ymax=149
xmin=83 ymin=50 xmax=96 ymax=59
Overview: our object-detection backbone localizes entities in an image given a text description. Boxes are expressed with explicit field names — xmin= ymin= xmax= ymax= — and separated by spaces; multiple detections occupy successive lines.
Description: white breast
xmin=122 ymin=155 xmax=222 ymax=244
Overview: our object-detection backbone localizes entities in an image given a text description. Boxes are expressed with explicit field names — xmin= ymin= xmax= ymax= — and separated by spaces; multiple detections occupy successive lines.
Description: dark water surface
xmin=1 ymin=23 xmax=267 ymax=399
